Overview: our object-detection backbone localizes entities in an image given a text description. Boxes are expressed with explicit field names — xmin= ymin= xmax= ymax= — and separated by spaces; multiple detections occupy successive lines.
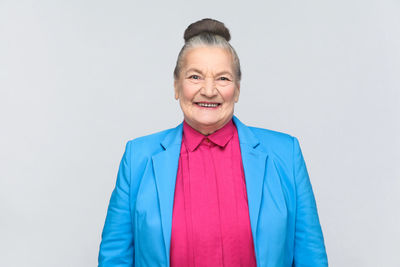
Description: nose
xmin=200 ymin=78 xmax=218 ymax=97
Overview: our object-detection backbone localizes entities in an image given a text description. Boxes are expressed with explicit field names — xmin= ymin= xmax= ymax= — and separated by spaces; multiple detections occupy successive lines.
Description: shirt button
xmin=206 ymin=138 xmax=210 ymax=143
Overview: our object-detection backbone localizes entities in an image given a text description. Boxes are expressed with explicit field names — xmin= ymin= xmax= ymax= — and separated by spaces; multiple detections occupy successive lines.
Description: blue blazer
xmin=99 ymin=115 xmax=328 ymax=267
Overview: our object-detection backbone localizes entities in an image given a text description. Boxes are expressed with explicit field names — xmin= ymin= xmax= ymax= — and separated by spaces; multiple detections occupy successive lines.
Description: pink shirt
xmin=170 ymin=119 xmax=257 ymax=267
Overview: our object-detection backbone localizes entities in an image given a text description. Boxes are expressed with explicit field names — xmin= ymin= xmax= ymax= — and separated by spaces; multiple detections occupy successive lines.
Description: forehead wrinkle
xmin=215 ymin=70 xmax=233 ymax=77
xmin=184 ymin=67 xmax=204 ymax=76
xmin=182 ymin=47 xmax=235 ymax=78
xmin=185 ymin=67 xmax=233 ymax=77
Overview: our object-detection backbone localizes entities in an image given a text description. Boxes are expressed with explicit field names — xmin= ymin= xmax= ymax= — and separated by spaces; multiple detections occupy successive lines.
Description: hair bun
xmin=183 ymin=18 xmax=231 ymax=42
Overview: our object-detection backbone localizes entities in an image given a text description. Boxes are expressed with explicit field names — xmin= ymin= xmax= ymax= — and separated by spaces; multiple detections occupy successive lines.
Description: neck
xmin=184 ymin=117 xmax=232 ymax=136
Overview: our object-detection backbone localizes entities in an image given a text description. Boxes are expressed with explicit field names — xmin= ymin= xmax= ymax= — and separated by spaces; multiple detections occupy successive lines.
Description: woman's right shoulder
xmin=120 ymin=125 xmax=181 ymax=175
xmin=125 ymin=124 xmax=182 ymax=156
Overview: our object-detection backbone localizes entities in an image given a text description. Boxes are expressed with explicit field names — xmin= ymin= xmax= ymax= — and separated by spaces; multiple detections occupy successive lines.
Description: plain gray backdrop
xmin=1 ymin=0 xmax=399 ymax=266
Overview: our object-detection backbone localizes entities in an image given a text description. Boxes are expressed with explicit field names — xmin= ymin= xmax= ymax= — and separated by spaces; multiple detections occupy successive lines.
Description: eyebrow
xmin=185 ymin=68 xmax=233 ymax=77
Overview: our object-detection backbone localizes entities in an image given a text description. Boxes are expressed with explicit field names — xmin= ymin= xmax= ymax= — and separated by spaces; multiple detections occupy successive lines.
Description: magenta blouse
xmin=170 ymin=119 xmax=257 ymax=267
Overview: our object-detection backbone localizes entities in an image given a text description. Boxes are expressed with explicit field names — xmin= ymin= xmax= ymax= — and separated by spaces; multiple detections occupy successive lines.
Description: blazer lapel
xmin=233 ymin=116 xmax=268 ymax=255
xmin=152 ymin=123 xmax=183 ymax=265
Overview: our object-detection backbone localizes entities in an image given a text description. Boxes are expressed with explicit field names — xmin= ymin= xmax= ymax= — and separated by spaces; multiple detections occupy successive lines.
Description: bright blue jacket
xmin=98 ymin=115 xmax=328 ymax=266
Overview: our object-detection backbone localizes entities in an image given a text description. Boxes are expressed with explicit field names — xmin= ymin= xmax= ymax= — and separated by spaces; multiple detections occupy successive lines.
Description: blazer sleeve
xmin=292 ymin=137 xmax=328 ymax=267
xmin=98 ymin=141 xmax=134 ymax=267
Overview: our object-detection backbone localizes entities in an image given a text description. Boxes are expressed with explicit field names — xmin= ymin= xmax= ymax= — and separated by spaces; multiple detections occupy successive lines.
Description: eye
xmin=219 ymin=76 xmax=230 ymax=81
xmin=189 ymin=75 xmax=201 ymax=80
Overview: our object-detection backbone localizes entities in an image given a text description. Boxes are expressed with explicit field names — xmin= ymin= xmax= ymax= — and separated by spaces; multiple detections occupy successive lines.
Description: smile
xmin=195 ymin=102 xmax=221 ymax=108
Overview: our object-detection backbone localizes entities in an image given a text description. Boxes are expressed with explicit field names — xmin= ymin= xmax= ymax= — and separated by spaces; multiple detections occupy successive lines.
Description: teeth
xmin=197 ymin=103 xmax=219 ymax=107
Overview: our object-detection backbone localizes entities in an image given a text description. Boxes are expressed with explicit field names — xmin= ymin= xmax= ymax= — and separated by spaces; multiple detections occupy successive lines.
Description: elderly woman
xmin=98 ymin=18 xmax=328 ymax=267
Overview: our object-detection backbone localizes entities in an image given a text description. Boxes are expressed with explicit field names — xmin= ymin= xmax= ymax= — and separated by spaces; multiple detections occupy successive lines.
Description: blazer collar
xmin=232 ymin=115 xmax=260 ymax=148
xmin=160 ymin=123 xmax=183 ymax=150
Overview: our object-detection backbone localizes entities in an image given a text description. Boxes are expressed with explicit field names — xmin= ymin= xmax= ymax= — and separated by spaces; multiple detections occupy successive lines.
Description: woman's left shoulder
xmin=249 ymin=125 xmax=294 ymax=143
xmin=233 ymin=116 xmax=296 ymax=150
xmin=246 ymin=125 xmax=300 ymax=158
xmin=250 ymin=124 xmax=296 ymax=143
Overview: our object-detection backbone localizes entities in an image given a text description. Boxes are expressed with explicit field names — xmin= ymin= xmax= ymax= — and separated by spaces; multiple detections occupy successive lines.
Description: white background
xmin=1 ymin=0 xmax=399 ymax=266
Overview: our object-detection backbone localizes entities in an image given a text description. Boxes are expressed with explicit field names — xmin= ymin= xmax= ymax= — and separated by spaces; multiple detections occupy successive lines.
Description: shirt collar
xmin=183 ymin=119 xmax=235 ymax=152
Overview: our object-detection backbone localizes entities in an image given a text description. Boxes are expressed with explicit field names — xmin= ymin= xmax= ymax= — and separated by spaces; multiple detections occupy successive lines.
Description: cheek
xmin=181 ymin=81 xmax=199 ymax=101
xmin=220 ymin=85 xmax=237 ymax=102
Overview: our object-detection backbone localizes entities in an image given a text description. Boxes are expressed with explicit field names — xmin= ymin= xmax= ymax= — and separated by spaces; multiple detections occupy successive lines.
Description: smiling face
xmin=174 ymin=46 xmax=240 ymax=135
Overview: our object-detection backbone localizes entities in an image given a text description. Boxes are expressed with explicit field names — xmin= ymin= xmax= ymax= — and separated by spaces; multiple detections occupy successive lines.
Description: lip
xmin=194 ymin=101 xmax=221 ymax=109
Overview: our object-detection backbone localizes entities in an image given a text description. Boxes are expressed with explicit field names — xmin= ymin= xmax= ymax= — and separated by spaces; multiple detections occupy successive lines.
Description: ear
xmin=234 ymin=83 xmax=240 ymax=102
xmin=174 ymin=80 xmax=179 ymax=100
